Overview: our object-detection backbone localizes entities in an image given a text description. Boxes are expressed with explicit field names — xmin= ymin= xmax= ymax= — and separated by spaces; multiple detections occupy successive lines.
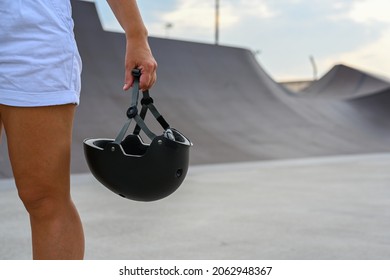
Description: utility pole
xmin=215 ymin=0 xmax=220 ymax=45
xmin=165 ymin=22 xmax=173 ymax=38
xmin=309 ymin=55 xmax=318 ymax=80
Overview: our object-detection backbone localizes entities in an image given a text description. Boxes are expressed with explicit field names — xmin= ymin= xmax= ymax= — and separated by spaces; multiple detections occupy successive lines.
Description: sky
xmin=84 ymin=0 xmax=390 ymax=81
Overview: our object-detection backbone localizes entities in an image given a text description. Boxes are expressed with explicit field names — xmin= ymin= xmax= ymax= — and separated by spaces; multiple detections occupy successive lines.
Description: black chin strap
xmin=114 ymin=69 xmax=170 ymax=144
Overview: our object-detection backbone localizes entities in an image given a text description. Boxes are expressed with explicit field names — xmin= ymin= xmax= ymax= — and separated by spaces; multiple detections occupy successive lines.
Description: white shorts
xmin=0 ymin=0 xmax=82 ymax=107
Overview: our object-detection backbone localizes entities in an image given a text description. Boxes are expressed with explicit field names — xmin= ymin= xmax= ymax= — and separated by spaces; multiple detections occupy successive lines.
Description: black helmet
xmin=83 ymin=70 xmax=192 ymax=201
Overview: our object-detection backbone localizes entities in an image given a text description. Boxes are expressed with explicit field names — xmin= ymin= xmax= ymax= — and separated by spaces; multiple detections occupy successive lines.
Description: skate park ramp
xmin=59 ymin=1 xmax=390 ymax=172
xmin=301 ymin=63 xmax=390 ymax=99
xmin=1 ymin=0 xmax=390 ymax=178
xmin=1 ymin=0 xmax=390 ymax=260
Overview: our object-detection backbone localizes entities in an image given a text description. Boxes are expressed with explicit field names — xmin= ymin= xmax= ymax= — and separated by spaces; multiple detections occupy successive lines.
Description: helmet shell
xmin=83 ymin=129 xmax=191 ymax=201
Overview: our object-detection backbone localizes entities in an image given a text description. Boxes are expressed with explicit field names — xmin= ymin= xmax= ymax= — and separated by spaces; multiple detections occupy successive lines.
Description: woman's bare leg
xmin=0 ymin=104 xmax=84 ymax=260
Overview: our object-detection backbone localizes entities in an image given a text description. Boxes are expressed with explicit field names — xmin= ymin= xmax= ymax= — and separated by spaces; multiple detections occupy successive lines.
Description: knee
xmin=16 ymin=178 xmax=70 ymax=219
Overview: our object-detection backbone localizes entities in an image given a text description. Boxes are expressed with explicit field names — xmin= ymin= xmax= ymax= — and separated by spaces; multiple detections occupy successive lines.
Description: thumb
xmin=123 ymin=68 xmax=134 ymax=91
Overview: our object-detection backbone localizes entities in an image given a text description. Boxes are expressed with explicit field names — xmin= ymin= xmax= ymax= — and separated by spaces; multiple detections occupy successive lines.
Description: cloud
xmin=348 ymin=0 xmax=390 ymax=23
xmin=233 ymin=0 xmax=277 ymax=18
xmin=161 ymin=0 xmax=236 ymax=30
xmin=316 ymin=0 xmax=390 ymax=77
xmin=320 ymin=26 xmax=390 ymax=77
xmin=153 ymin=0 xmax=276 ymax=41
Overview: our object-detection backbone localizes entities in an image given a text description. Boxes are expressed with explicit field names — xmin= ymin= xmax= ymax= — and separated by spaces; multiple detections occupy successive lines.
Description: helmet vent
xmin=122 ymin=135 xmax=148 ymax=156
xmin=176 ymin=169 xmax=183 ymax=178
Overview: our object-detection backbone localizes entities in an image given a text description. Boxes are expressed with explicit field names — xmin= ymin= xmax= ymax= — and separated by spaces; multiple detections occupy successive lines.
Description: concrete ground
xmin=1 ymin=153 xmax=390 ymax=260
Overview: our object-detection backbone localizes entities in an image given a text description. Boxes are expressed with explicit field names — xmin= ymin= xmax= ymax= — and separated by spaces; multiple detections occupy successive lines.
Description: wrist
xmin=125 ymin=25 xmax=148 ymax=41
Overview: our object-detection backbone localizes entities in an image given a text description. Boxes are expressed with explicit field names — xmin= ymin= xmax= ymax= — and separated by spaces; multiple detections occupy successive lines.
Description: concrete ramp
xmin=302 ymin=64 xmax=390 ymax=99
xmin=1 ymin=0 xmax=390 ymax=178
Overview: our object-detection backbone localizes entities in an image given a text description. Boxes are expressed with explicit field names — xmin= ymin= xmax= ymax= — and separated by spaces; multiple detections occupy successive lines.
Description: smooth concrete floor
xmin=1 ymin=153 xmax=390 ymax=260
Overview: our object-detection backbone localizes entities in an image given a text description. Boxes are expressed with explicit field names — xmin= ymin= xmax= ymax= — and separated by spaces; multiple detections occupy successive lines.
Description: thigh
xmin=1 ymin=104 xmax=75 ymax=195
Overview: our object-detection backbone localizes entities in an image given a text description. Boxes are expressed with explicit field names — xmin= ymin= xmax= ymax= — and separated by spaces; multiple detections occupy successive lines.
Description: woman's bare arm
xmin=107 ymin=0 xmax=157 ymax=90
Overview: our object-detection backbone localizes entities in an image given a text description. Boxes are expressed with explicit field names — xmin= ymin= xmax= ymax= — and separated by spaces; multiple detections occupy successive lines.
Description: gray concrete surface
xmin=302 ymin=64 xmax=390 ymax=99
xmin=1 ymin=153 xmax=390 ymax=260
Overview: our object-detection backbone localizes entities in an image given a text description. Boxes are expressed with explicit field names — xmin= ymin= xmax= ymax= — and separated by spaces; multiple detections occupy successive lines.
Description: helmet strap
xmin=133 ymin=90 xmax=170 ymax=135
xmin=113 ymin=69 xmax=171 ymax=144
